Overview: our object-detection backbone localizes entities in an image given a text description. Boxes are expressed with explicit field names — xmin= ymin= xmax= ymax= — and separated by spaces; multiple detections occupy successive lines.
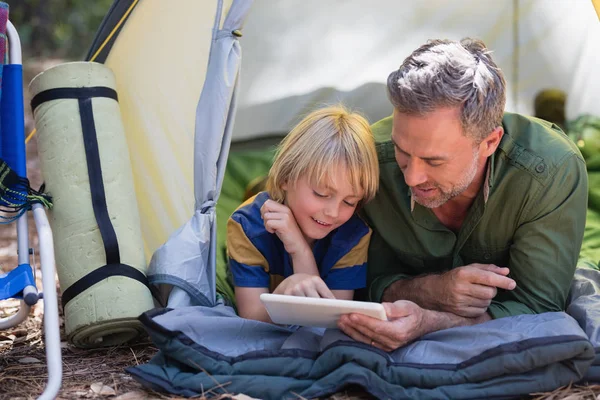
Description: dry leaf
xmin=0 ymin=299 xmax=20 ymax=308
xmin=32 ymin=304 xmax=44 ymax=317
xmin=229 ymin=395 xmax=262 ymax=400
xmin=114 ymin=391 xmax=147 ymax=400
xmin=560 ymin=395 xmax=585 ymax=400
xmin=68 ymin=345 xmax=86 ymax=354
xmin=90 ymin=382 xmax=116 ymax=396
xmin=0 ymin=333 xmax=16 ymax=341
xmin=18 ymin=357 xmax=41 ymax=364
xmin=73 ymin=368 xmax=91 ymax=375
xmin=11 ymin=328 xmax=28 ymax=337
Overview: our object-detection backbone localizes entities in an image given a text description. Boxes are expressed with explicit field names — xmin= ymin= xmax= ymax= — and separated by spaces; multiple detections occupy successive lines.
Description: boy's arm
xmin=291 ymin=247 xmax=319 ymax=275
xmin=227 ymin=214 xmax=274 ymax=322
xmin=235 ymin=286 xmax=272 ymax=322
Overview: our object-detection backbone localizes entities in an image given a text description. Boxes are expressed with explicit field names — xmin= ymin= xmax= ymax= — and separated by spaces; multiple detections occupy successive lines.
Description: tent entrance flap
xmin=146 ymin=0 xmax=250 ymax=307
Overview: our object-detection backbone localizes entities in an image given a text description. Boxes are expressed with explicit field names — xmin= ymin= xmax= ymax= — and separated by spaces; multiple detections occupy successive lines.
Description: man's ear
xmin=480 ymin=127 xmax=504 ymax=157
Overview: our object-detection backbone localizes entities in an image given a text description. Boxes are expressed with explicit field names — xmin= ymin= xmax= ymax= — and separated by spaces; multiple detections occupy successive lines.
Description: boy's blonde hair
xmin=267 ymin=105 xmax=379 ymax=204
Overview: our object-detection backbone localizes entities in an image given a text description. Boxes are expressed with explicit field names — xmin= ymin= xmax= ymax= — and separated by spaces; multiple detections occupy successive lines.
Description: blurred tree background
xmin=8 ymin=0 xmax=113 ymax=59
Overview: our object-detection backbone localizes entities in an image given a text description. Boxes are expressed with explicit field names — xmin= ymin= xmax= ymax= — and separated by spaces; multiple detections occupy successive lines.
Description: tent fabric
xmin=127 ymin=268 xmax=600 ymax=399
xmin=145 ymin=0 xmax=252 ymax=307
xmin=102 ymin=0 xmax=234 ymax=259
xmin=88 ymin=0 xmax=600 ymax=265
xmin=233 ymin=0 xmax=600 ymax=142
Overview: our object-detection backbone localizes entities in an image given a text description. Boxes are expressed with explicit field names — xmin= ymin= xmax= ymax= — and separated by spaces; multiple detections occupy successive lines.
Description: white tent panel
xmin=515 ymin=0 xmax=600 ymax=119
xmin=234 ymin=0 xmax=599 ymax=140
xmin=99 ymin=0 xmax=598 ymax=258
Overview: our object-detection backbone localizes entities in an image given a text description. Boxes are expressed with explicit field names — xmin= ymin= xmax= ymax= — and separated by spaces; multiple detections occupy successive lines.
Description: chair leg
xmin=0 ymin=300 xmax=29 ymax=329
xmin=32 ymin=204 xmax=62 ymax=400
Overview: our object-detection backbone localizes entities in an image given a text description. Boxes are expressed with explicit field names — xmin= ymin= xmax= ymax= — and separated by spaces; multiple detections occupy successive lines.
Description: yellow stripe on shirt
xmin=227 ymin=217 xmax=271 ymax=273
xmin=331 ymin=228 xmax=372 ymax=269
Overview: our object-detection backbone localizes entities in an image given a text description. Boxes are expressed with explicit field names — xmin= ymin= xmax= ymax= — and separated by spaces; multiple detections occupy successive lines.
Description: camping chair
xmin=0 ymin=18 xmax=62 ymax=400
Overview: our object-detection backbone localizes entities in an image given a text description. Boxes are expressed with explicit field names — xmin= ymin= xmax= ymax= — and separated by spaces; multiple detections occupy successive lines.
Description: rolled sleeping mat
xmin=30 ymin=61 xmax=154 ymax=348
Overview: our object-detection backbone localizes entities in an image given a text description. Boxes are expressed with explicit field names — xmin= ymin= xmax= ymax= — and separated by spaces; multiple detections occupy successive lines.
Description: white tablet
xmin=260 ymin=293 xmax=387 ymax=328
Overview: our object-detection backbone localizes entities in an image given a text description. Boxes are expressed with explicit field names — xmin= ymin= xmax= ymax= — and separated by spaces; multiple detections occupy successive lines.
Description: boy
xmin=227 ymin=106 xmax=379 ymax=322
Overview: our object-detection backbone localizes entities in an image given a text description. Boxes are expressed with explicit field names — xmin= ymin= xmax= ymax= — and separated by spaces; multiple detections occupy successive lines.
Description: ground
xmin=0 ymin=60 xmax=598 ymax=400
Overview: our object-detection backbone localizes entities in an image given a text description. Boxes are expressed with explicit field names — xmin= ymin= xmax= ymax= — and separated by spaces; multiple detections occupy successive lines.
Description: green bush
xmin=8 ymin=0 xmax=113 ymax=59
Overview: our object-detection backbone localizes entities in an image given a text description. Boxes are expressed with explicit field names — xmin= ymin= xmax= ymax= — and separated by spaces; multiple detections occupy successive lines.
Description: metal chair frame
xmin=0 ymin=20 xmax=62 ymax=400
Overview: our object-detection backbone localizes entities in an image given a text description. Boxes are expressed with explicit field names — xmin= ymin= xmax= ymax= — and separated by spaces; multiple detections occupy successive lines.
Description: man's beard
xmin=411 ymin=149 xmax=480 ymax=209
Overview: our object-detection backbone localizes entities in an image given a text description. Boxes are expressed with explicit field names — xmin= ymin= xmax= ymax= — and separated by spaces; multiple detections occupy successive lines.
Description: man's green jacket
xmin=363 ymin=113 xmax=588 ymax=319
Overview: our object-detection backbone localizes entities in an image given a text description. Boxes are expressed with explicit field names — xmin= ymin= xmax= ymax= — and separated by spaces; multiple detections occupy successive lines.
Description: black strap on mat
xmin=31 ymin=87 xmax=150 ymax=308
xmin=30 ymin=87 xmax=118 ymax=112
xmin=61 ymin=264 xmax=149 ymax=307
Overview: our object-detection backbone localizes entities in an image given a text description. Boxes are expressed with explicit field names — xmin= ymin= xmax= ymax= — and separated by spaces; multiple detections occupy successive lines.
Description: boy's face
xmin=282 ymin=163 xmax=363 ymax=244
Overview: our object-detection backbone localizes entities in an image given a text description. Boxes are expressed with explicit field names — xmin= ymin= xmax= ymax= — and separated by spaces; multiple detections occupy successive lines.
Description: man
xmin=338 ymin=38 xmax=588 ymax=352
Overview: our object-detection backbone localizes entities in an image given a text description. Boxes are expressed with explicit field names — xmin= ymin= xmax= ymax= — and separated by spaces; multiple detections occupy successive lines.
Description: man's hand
xmin=261 ymin=200 xmax=309 ymax=255
xmin=337 ymin=301 xmax=426 ymax=352
xmin=338 ymin=300 xmax=492 ymax=352
xmin=273 ymin=273 xmax=335 ymax=299
xmin=436 ymin=264 xmax=516 ymax=317
xmin=383 ymin=264 xmax=516 ymax=318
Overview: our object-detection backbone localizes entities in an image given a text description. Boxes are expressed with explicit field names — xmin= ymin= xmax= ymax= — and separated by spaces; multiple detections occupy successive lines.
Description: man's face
xmin=391 ymin=107 xmax=482 ymax=208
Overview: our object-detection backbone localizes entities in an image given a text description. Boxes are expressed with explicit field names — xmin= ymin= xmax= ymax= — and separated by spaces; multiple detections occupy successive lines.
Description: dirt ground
xmin=0 ymin=60 xmax=599 ymax=400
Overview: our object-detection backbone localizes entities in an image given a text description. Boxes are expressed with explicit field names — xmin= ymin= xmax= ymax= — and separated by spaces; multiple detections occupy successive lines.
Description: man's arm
xmin=381 ymin=264 xmax=515 ymax=317
xmin=366 ymin=225 xmax=516 ymax=317
xmin=487 ymin=154 xmax=588 ymax=318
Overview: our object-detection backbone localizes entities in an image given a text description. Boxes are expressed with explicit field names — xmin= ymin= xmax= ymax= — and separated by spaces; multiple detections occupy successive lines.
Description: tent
xmin=45 ymin=0 xmax=600 ymax=397
xmin=84 ymin=0 xmax=600 ymax=306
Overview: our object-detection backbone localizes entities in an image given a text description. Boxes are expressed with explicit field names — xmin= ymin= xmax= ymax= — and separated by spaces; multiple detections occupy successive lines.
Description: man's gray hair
xmin=387 ymin=38 xmax=506 ymax=141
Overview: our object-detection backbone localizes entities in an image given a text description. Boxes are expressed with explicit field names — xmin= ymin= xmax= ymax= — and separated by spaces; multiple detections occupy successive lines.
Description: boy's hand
xmin=261 ymin=199 xmax=309 ymax=255
xmin=273 ymin=273 xmax=335 ymax=299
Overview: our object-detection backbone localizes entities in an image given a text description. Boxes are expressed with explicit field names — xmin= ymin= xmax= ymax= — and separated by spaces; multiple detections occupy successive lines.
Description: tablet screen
xmin=260 ymin=293 xmax=387 ymax=328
